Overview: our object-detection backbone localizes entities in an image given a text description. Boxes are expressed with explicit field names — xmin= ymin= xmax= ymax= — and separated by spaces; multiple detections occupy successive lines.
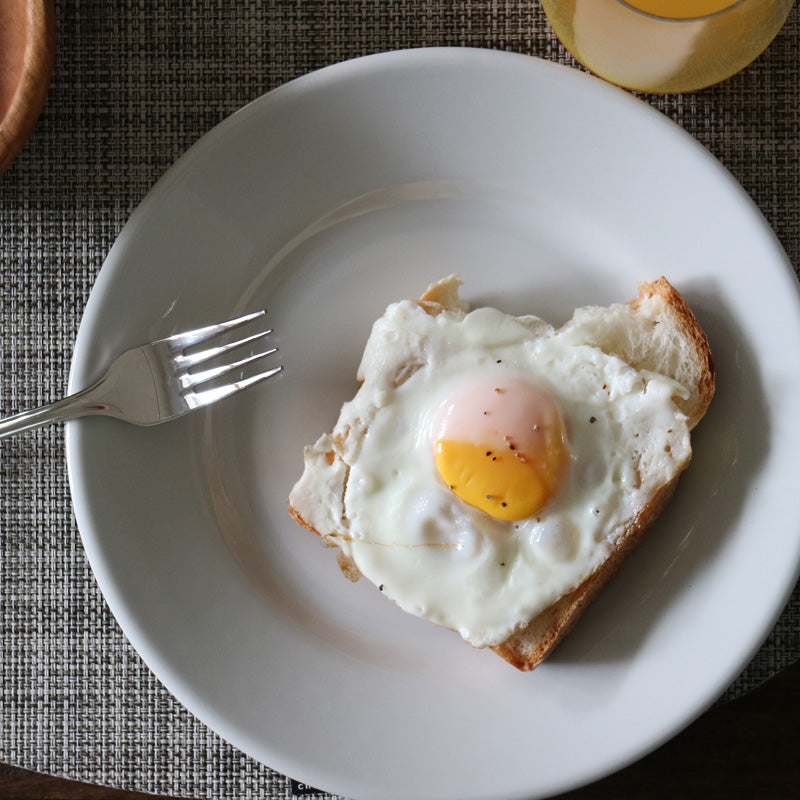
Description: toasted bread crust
xmin=288 ymin=277 xmax=714 ymax=671
xmin=634 ymin=277 xmax=715 ymax=430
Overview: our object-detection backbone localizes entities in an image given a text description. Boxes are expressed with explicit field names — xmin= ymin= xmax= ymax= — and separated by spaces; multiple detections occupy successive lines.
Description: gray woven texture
xmin=1 ymin=2 xmax=798 ymax=799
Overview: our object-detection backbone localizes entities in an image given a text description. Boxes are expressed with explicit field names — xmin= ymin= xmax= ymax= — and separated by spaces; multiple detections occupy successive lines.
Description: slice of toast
xmin=289 ymin=277 xmax=714 ymax=671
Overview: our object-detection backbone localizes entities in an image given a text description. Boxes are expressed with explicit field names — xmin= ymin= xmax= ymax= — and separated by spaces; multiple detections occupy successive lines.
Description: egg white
xmin=296 ymin=298 xmax=690 ymax=648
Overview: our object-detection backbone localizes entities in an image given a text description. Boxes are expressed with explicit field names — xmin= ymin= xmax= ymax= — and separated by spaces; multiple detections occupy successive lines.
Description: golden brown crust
xmin=416 ymin=274 xmax=468 ymax=316
xmin=287 ymin=503 xmax=314 ymax=532
xmin=634 ymin=277 xmax=716 ymax=430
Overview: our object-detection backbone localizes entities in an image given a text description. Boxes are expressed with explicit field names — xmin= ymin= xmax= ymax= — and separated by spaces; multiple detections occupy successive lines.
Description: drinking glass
xmin=541 ymin=0 xmax=795 ymax=93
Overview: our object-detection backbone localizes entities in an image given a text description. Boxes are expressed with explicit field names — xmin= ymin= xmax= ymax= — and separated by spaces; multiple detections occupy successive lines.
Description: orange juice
xmin=541 ymin=0 xmax=795 ymax=92
xmin=627 ymin=1 xmax=741 ymax=16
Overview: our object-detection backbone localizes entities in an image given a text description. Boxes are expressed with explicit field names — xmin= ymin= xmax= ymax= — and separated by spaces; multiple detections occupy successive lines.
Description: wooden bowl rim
xmin=0 ymin=0 xmax=56 ymax=177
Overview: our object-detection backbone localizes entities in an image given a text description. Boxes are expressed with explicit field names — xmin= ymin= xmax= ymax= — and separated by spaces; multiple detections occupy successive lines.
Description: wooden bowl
xmin=0 ymin=0 xmax=56 ymax=177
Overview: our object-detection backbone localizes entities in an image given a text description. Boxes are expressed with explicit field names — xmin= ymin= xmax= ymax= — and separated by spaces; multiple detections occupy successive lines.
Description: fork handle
xmin=0 ymin=380 xmax=108 ymax=439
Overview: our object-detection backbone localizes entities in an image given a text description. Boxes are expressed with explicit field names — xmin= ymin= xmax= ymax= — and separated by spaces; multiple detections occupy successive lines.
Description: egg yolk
xmin=433 ymin=377 xmax=570 ymax=521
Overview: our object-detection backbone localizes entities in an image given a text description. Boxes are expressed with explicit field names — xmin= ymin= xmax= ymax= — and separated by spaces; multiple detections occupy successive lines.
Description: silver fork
xmin=0 ymin=310 xmax=282 ymax=439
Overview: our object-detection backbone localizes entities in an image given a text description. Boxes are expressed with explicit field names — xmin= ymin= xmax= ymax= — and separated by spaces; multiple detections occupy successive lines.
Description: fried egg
xmin=290 ymin=281 xmax=691 ymax=648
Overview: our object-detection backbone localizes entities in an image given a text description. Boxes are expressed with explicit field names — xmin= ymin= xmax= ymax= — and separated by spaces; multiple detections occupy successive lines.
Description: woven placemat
xmin=1 ymin=2 xmax=798 ymax=798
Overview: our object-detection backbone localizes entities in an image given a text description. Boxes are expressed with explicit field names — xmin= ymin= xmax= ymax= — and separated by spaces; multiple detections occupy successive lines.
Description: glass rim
xmin=617 ymin=0 xmax=749 ymax=23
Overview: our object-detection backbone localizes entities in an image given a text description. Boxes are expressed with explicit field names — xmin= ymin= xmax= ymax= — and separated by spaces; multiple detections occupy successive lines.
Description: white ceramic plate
xmin=67 ymin=48 xmax=800 ymax=800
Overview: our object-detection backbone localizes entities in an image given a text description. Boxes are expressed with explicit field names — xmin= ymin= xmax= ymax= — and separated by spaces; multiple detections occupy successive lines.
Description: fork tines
xmin=168 ymin=310 xmax=282 ymax=406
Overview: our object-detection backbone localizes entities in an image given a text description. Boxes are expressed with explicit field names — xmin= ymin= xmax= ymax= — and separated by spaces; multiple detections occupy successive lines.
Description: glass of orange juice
xmin=541 ymin=0 xmax=795 ymax=93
